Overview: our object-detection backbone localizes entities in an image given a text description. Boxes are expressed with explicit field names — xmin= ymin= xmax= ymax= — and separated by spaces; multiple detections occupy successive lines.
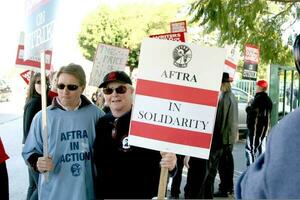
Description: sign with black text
xmin=16 ymin=32 xmax=52 ymax=71
xmin=24 ymin=0 xmax=59 ymax=59
xmin=242 ymin=44 xmax=259 ymax=80
xmin=89 ymin=43 xmax=130 ymax=87
xmin=128 ymin=38 xmax=225 ymax=159
xmin=243 ymin=63 xmax=258 ymax=81
xmin=150 ymin=32 xmax=185 ymax=42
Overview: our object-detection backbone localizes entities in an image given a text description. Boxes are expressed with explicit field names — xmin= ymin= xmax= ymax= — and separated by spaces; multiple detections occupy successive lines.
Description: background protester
xmin=0 ymin=137 xmax=9 ymax=200
xmin=94 ymin=70 xmax=176 ymax=199
xmin=204 ymin=72 xmax=238 ymax=198
xmin=245 ymin=80 xmax=272 ymax=166
xmin=23 ymin=72 xmax=50 ymax=200
xmin=22 ymin=63 xmax=104 ymax=200
xmin=182 ymin=156 xmax=209 ymax=199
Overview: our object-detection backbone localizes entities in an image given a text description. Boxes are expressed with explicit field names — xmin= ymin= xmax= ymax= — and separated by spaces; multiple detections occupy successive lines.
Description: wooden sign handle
xmin=41 ymin=51 xmax=49 ymax=181
xmin=157 ymin=167 xmax=168 ymax=200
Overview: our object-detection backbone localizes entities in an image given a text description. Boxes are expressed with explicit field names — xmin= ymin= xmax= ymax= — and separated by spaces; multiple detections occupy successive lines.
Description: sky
xmin=0 ymin=0 xmax=187 ymax=79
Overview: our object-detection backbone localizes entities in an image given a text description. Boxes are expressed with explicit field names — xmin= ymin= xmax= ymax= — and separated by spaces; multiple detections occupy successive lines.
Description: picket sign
xmin=129 ymin=38 xmax=225 ymax=199
xmin=24 ymin=0 xmax=60 ymax=181
xmin=89 ymin=43 xmax=130 ymax=87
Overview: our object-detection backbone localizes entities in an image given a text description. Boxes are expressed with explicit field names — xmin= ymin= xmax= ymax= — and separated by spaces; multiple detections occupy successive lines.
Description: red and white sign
xmin=20 ymin=70 xmax=32 ymax=85
xmin=15 ymin=32 xmax=52 ymax=71
xmin=128 ymin=38 xmax=225 ymax=159
xmin=224 ymin=46 xmax=239 ymax=80
xmin=244 ymin=44 xmax=260 ymax=64
xmin=170 ymin=20 xmax=187 ymax=33
xmin=150 ymin=32 xmax=185 ymax=42
xmin=89 ymin=43 xmax=130 ymax=87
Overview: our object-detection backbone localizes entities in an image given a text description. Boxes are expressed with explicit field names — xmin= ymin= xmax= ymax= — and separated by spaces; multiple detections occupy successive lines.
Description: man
xmin=22 ymin=63 xmax=104 ymax=200
xmin=245 ymin=80 xmax=272 ymax=166
xmin=206 ymin=72 xmax=238 ymax=198
xmin=94 ymin=71 xmax=176 ymax=199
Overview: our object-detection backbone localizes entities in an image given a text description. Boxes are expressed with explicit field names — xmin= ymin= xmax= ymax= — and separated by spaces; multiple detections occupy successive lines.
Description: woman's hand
xmin=37 ymin=156 xmax=53 ymax=173
xmin=160 ymin=152 xmax=176 ymax=171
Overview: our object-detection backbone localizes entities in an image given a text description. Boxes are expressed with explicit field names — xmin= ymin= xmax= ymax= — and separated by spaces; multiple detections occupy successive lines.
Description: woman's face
xmin=104 ymin=82 xmax=133 ymax=115
xmin=56 ymin=73 xmax=84 ymax=108
xmin=34 ymin=78 xmax=41 ymax=95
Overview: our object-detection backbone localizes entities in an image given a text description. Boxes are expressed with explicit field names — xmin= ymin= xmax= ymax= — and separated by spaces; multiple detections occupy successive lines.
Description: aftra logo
xmin=173 ymin=45 xmax=192 ymax=68
xmin=71 ymin=163 xmax=81 ymax=176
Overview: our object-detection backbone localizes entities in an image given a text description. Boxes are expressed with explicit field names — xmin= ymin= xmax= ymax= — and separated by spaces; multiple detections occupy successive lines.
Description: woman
xmin=23 ymin=72 xmax=49 ymax=200
xmin=22 ymin=64 xmax=104 ymax=200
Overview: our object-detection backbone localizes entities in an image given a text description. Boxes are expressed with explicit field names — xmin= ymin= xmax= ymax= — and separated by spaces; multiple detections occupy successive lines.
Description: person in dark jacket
xmin=245 ymin=80 xmax=272 ymax=166
xmin=183 ymin=155 xmax=209 ymax=199
xmin=94 ymin=71 xmax=176 ymax=199
xmin=205 ymin=72 xmax=238 ymax=198
xmin=22 ymin=72 xmax=49 ymax=200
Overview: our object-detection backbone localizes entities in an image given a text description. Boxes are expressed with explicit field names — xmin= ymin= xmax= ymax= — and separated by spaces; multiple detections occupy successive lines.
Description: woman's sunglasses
xmin=57 ymin=83 xmax=79 ymax=91
xmin=103 ymin=85 xmax=127 ymax=95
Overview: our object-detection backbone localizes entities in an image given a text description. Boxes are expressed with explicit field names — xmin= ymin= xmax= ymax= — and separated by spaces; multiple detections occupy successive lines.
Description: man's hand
xmin=37 ymin=156 xmax=53 ymax=173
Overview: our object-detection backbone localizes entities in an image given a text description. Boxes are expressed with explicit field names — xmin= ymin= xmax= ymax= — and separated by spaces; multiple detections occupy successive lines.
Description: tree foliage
xmin=78 ymin=3 xmax=182 ymax=70
xmin=188 ymin=0 xmax=299 ymax=67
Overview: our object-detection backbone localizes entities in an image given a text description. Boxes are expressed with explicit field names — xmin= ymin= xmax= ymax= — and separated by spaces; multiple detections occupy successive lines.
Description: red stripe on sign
xmin=225 ymin=59 xmax=237 ymax=69
xmin=136 ymin=79 xmax=219 ymax=107
xmin=130 ymin=121 xmax=212 ymax=149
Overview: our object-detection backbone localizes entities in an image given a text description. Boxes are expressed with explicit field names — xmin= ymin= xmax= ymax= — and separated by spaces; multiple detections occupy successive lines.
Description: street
xmin=0 ymin=99 xmax=27 ymax=200
xmin=167 ymin=140 xmax=247 ymax=199
xmin=0 ymin=99 xmax=247 ymax=200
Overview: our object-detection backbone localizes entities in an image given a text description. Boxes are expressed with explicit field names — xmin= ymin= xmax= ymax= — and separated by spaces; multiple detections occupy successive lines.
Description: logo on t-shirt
xmin=71 ymin=163 xmax=81 ymax=176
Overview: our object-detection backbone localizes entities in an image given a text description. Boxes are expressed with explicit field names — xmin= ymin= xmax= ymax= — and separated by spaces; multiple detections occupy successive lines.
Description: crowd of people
xmin=3 ymin=64 xmax=175 ymax=200
xmin=2 ymin=49 xmax=300 ymax=199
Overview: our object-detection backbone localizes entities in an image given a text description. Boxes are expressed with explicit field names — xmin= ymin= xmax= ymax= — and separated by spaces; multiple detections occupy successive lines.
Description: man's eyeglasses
xmin=57 ymin=83 xmax=79 ymax=91
xmin=103 ymin=85 xmax=127 ymax=95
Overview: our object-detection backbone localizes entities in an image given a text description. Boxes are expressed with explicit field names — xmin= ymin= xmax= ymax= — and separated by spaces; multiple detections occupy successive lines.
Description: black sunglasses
xmin=57 ymin=83 xmax=79 ymax=91
xmin=103 ymin=85 xmax=127 ymax=95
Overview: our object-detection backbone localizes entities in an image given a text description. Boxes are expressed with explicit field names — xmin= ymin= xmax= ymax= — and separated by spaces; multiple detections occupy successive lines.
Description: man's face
xmin=103 ymin=82 xmax=133 ymax=114
xmin=57 ymin=73 xmax=84 ymax=108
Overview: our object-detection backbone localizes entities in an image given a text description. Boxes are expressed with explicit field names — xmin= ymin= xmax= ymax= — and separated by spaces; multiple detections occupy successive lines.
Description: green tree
xmin=188 ymin=0 xmax=299 ymax=75
xmin=78 ymin=3 xmax=182 ymax=71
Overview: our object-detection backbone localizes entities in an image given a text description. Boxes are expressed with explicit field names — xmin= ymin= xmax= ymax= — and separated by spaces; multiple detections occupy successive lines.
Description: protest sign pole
xmin=40 ymin=51 xmax=49 ymax=181
xmin=157 ymin=167 xmax=168 ymax=200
